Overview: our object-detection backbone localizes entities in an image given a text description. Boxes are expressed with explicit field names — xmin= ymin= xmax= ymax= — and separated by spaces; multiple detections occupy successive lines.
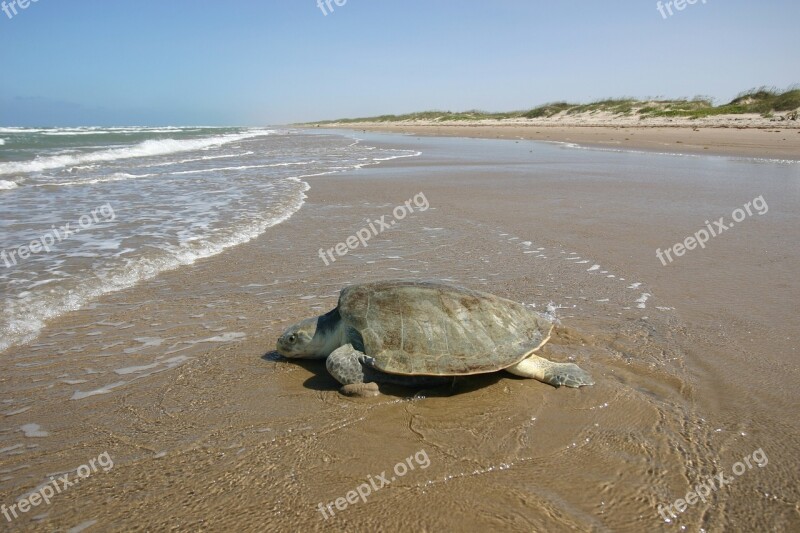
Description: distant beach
xmin=306 ymin=87 xmax=800 ymax=160
xmin=315 ymin=121 xmax=800 ymax=160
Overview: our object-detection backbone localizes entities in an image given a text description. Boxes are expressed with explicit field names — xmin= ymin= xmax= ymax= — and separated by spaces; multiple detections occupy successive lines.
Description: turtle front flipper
xmin=506 ymin=354 xmax=594 ymax=388
xmin=326 ymin=344 xmax=381 ymax=397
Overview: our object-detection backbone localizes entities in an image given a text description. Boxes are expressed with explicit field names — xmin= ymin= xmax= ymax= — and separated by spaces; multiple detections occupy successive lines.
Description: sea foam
xmin=0 ymin=130 xmax=274 ymax=176
xmin=0 ymin=178 xmax=310 ymax=354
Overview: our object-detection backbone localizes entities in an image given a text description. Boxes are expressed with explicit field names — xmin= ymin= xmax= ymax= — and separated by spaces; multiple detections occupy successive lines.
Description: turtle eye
xmin=288 ymin=334 xmax=297 ymax=343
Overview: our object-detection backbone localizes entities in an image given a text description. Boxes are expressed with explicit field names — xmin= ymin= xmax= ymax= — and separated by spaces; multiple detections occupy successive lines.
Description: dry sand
xmin=1 ymin=131 xmax=798 ymax=532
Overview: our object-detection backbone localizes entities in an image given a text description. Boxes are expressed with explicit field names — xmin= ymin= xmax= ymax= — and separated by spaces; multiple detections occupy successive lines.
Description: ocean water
xmin=0 ymin=127 xmax=419 ymax=353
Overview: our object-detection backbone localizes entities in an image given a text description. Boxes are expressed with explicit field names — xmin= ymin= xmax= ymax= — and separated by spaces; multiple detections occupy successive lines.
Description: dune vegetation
xmin=310 ymin=86 xmax=800 ymax=124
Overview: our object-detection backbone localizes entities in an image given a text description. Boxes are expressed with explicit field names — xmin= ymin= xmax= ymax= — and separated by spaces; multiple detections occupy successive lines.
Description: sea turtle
xmin=276 ymin=280 xmax=594 ymax=397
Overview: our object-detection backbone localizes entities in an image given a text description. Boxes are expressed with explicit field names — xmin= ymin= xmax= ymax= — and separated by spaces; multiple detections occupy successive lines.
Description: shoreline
xmin=309 ymin=122 xmax=800 ymax=160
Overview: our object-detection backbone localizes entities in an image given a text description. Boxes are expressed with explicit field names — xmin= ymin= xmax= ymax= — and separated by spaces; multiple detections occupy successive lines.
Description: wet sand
xmin=1 ymin=132 xmax=798 ymax=532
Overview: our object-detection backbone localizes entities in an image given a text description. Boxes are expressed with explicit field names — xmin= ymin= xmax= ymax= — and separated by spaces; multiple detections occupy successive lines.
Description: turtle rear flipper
xmin=506 ymin=355 xmax=594 ymax=388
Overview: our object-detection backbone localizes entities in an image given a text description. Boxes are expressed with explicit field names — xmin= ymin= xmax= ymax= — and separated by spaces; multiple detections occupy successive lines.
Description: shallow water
xmin=0 ymin=127 xmax=419 ymax=353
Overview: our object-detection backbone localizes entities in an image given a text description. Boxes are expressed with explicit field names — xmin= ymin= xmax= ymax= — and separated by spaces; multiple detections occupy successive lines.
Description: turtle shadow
xmin=384 ymin=373 xmax=506 ymax=398
xmin=262 ymin=350 xmax=340 ymax=392
xmin=261 ymin=351 xmax=504 ymax=397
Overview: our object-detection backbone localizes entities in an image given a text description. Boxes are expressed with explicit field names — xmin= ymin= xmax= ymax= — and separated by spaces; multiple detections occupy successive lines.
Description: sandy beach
xmin=1 ymin=130 xmax=797 ymax=531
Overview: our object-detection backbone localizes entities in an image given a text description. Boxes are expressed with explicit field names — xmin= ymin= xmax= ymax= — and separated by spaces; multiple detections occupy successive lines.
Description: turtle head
xmin=277 ymin=309 xmax=344 ymax=359
xmin=276 ymin=317 xmax=320 ymax=358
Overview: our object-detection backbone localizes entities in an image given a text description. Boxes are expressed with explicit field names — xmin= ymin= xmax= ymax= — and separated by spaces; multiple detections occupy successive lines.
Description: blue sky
xmin=1 ymin=0 xmax=798 ymax=126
